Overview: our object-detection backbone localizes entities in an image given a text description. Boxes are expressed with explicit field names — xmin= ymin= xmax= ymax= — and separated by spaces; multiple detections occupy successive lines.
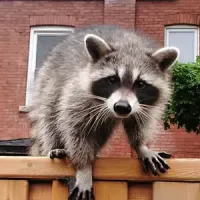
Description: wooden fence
xmin=0 ymin=157 xmax=200 ymax=200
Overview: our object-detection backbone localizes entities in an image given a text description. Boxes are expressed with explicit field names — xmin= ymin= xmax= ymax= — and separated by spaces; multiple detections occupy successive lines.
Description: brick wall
xmin=0 ymin=0 xmax=104 ymax=140
xmin=0 ymin=0 xmax=200 ymax=158
xmin=136 ymin=0 xmax=200 ymax=45
xmin=150 ymin=125 xmax=200 ymax=158
xmin=104 ymin=0 xmax=136 ymax=28
xmin=100 ymin=123 xmax=200 ymax=159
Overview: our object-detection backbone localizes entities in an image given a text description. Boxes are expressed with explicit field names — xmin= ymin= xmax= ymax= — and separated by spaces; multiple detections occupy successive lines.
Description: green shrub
xmin=163 ymin=59 xmax=200 ymax=134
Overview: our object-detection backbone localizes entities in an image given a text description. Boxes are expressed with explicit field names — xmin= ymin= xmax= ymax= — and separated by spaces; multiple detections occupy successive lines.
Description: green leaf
xmin=196 ymin=56 xmax=200 ymax=63
xmin=163 ymin=61 xmax=200 ymax=134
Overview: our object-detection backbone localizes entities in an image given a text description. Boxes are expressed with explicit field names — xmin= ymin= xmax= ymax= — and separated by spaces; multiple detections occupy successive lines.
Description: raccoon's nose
xmin=114 ymin=101 xmax=131 ymax=116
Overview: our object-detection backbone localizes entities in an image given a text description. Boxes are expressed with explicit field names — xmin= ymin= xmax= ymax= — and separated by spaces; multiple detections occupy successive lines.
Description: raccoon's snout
xmin=114 ymin=101 xmax=131 ymax=116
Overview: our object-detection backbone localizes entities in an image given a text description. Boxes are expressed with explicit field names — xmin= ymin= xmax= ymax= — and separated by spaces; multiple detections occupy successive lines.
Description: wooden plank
xmin=0 ymin=180 xmax=28 ymax=200
xmin=0 ymin=157 xmax=200 ymax=182
xmin=128 ymin=183 xmax=152 ymax=200
xmin=0 ymin=156 xmax=75 ymax=179
xmin=52 ymin=180 xmax=69 ymax=200
xmin=153 ymin=182 xmax=200 ymax=200
xmin=29 ymin=181 xmax=52 ymax=200
xmin=94 ymin=181 xmax=128 ymax=200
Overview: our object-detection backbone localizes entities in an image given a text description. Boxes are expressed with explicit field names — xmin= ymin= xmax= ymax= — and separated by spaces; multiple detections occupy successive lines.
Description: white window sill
xmin=19 ymin=106 xmax=29 ymax=113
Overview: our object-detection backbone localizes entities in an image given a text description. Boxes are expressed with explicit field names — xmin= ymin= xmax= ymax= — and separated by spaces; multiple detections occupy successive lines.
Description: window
xmin=26 ymin=26 xmax=73 ymax=106
xmin=165 ymin=25 xmax=199 ymax=63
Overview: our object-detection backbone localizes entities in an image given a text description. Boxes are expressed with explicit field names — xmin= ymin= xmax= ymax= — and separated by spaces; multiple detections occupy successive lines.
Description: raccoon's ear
xmin=84 ymin=34 xmax=112 ymax=62
xmin=151 ymin=47 xmax=179 ymax=71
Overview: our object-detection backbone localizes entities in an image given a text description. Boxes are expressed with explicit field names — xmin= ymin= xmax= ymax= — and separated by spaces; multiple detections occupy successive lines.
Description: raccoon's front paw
xmin=139 ymin=147 xmax=171 ymax=176
xmin=49 ymin=149 xmax=68 ymax=159
xmin=68 ymin=187 xmax=94 ymax=200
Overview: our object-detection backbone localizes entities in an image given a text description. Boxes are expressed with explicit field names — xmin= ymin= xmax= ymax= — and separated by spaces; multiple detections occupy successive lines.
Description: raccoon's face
xmin=84 ymin=34 xmax=179 ymax=119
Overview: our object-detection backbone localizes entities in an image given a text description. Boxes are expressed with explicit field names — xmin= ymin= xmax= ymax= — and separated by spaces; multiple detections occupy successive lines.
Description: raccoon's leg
xmin=123 ymin=120 xmax=171 ymax=176
xmin=69 ymin=165 xmax=94 ymax=200
xmin=65 ymin=140 xmax=95 ymax=200
xmin=48 ymin=148 xmax=94 ymax=199
xmin=29 ymin=138 xmax=41 ymax=156
xmin=29 ymin=117 xmax=60 ymax=157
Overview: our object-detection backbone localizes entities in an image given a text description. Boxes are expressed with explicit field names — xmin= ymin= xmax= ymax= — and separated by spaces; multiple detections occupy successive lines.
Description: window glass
xmin=35 ymin=35 xmax=66 ymax=76
xmin=26 ymin=27 xmax=73 ymax=105
xmin=165 ymin=26 xmax=198 ymax=63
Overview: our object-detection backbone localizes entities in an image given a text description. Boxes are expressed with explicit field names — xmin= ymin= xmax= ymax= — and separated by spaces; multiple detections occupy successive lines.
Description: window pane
xmin=35 ymin=35 xmax=67 ymax=76
xmin=168 ymin=30 xmax=196 ymax=63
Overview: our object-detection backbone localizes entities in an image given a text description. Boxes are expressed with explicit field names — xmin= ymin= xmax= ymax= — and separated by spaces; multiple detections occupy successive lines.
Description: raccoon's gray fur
xmin=29 ymin=25 xmax=179 ymax=200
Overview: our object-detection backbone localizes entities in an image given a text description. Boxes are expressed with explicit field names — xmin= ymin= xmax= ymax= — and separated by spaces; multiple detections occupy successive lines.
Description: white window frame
xmin=26 ymin=26 xmax=74 ymax=106
xmin=165 ymin=25 xmax=199 ymax=63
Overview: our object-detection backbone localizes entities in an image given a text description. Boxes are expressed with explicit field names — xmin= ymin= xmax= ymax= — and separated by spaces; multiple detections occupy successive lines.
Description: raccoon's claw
xmin=68 ymin=186 xmax=95 ymax=200
xmin=158 ymin=151 xmax=172 ymax=159
xmin=49 ymin=149 xmax=68 ymax=159
xmin=140 ymin=149 xmax=171 ymax=176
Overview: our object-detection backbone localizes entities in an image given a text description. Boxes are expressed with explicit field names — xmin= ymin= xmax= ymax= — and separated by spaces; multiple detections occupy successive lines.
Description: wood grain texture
xmin=128 ymin=183 xmax=152 ymax=200
xmin=0 ymin=157 xmax=200 ymax=182
xmin=0 ymin=156 xmax=75 ymax=179
xmin=29 ymin=181 xmax=52 ymax=200
xmin=153 ymin=182 xmax=200 ymax=200
xmin=94 ymin=181 xmax=128 ymax=200
xmin=52 ymin=180 xmax=69 ymax=200
xmin=0 ymin=180 xmax=29 ymax=200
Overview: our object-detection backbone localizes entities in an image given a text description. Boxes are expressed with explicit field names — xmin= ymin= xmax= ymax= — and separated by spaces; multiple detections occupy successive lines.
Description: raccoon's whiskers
xmin=140 ymin=106 xmax=161 ymax=121
xmin=97 ymin=107 xmax=111 ymax=128
xmin=86 ymin=106 xmax=106 ymax=136
xmin=134 ymin=106 xmax=153 ymax=132
xmin=139 ymin=110 xmax=151 ymax=120
xmin=137 ymin=113 xmax=145 ymax=126
xmin=71 ymin=104 xmax=104 ymax=117
xmin=140 ymin=105 xmax=159 ymax=112
xmin=69 ymin=104 xmax=105 ymax=131
xmin=82 ymin=105 xmax=105 ymax=134
xmin=92 ymin=106 xmax=108 ymax=130
xmin=69 ymin=103 xmax=102 ymax=111
xmin=135 ymin=113 xmax=143 ymax=131
xmin=88 ymin=105 xmax=111 ymax=136
xmin=140 ymin=104 xmax=155 ymax=109
xmin=101 ymin=108 xmax=112 ymax=125
xmin=81 ymin=94 xmax=107 ymax=102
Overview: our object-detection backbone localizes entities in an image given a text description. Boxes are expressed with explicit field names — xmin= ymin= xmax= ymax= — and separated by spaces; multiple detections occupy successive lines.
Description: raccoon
xmin=29 ymin=25 xmax=179 ymax=200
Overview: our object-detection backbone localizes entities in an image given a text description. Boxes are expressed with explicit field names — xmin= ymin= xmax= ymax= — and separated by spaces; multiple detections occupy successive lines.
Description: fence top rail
xmin=0 ymin=157 xmax=199 ymax=182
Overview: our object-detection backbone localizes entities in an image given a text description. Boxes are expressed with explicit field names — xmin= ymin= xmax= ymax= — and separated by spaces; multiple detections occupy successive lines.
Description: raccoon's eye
xmin=135 ymin=80 xmax=146 ymax=89
xmin=108 ymin=76 xmax=120 ymax=84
